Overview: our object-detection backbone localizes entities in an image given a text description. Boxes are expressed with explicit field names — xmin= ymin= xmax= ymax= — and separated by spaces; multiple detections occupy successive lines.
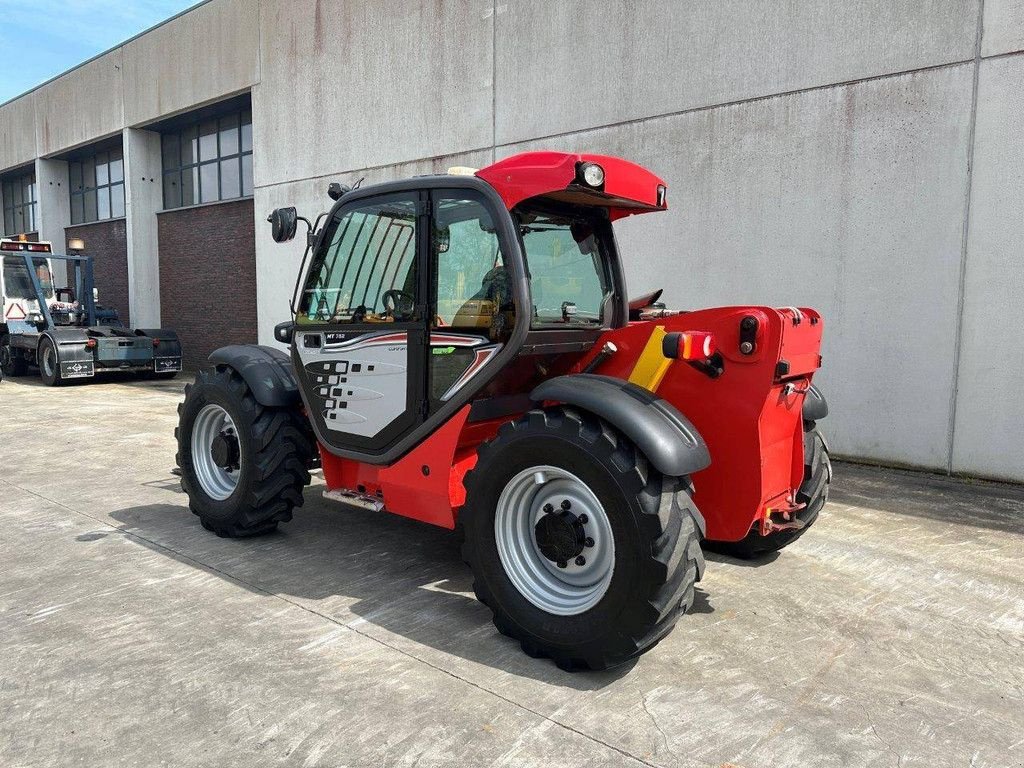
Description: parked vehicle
xmin=0 ymin=239 xmax=182 ymax=385
xmin=175 ymin=152 xmax=830 ymax=670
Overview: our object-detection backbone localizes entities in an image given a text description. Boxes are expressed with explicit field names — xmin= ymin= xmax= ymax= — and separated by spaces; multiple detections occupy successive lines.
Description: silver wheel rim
xmin=42 ymin=345 xmax=55 ymax=378
xmin=494 ymin=465 xmax=615 ymax=616
xmin=190 ymin=404 xmax=240 ymax=501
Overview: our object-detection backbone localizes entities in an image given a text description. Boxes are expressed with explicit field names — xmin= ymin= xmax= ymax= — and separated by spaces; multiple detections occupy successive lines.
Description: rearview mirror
xmin=268 ymin=207 xmax=299 ymax=243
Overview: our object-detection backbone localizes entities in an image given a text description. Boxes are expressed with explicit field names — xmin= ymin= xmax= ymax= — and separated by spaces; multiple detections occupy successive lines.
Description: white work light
xmin=579 ymin=163 xmax=605 ymax=188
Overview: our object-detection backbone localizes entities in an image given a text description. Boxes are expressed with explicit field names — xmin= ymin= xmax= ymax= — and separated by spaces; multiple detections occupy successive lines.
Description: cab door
xmin=291 ymin=192 xmax=429 ymax=458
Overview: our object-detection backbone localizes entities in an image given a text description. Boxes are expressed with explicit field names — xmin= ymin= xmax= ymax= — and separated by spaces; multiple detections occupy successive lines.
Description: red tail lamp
xmin=663 ymin=331 xmax=716 ymax=361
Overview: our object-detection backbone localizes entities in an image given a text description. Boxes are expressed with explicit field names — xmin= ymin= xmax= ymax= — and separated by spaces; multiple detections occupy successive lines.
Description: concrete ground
xmin=1 ymin=375 xmax=1022 ymax=768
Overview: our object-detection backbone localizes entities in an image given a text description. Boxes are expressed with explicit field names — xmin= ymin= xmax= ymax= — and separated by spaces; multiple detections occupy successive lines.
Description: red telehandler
xmin=176 ymin=152 xmax=830 ymax=670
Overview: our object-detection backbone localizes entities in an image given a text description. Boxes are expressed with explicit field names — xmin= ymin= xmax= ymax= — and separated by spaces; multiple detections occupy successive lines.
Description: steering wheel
xmin=382 ymin=289 xmax=416 ymax=321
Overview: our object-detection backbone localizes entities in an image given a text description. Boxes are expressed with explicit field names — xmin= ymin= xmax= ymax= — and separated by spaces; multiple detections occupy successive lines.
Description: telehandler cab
xmin=176 ymin=152 xmax=830 ymax=670
xmin=1 ymin=239 xmax=182 ymax=385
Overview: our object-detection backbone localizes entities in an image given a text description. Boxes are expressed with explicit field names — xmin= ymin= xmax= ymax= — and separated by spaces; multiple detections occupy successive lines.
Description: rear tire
xmin=1 ymin=333 xmax=28 ymax=377
xmin=461 ymin=407 xmax=705 ymax=671
xmin=709 ymin=420 xmax=830 ymax=559
xmin=38 ymin=338 xmax=63 ymax=387
xmin=176 ymin=365 xmax=314 ymax=537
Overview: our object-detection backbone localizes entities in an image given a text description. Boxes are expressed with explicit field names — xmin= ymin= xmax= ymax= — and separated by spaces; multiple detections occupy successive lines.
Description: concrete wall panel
xmin=34 ymin=51 xmax=124 ymax=157
xmin=255 ymin=149 xmax=493 ymax=345
xmin=122 ymin=0 xmax=259 ymax=127
xmin=982 ymin=0 xmax=1024 ymax=56
xmin=255 ymin=0 xmax=493 ymax=186
xmin=495 ymin=0 xmax=978 ymax=145
xmin=952 ymin=55 xmax=1024 ymax=482
xmin=0 ymin=95 xmax=38 ymax=173
xmin=502 ymin=65 xmax=975 ymax=469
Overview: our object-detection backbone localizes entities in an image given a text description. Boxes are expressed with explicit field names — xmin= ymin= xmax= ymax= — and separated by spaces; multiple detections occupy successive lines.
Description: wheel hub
xmin=494 ymin=465 xmax=615 ymax=616
xmin=210 ymin=430 xmax=240 ymax=471
xmin=534 ymin=509 xmax=586 ymax=565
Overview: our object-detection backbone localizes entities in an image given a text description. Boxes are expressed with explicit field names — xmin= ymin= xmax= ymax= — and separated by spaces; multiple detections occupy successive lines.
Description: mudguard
xmin=209 ymin=344 xmax=301 ymax=408
xmin=42 ymin=328 xmax=95 ymax=379
xmin=135 ymin=328 xmax=183 ymax=361
xmin=803 ymin=384 xmax=828 ymax=421
xmin=530 ymin=374 xmax=710 ymax=477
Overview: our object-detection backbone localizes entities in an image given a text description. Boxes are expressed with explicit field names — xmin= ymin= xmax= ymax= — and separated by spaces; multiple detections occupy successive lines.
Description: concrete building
xmin=0 ymin=0 xmax=1021 ymax=483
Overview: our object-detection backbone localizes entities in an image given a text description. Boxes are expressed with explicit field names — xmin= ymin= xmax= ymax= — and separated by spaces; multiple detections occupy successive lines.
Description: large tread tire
xmin=461 ymin=407 xmax=706 ymax=672
xmin=175 ymin=365 xmax=314 ymax=537
xmin=38 ymin=337 xmax=63 ymax=387
xmin=1 ymin=333 xmax=28 ymax=377
xmin=710 ymin=420 xmax=830 ymax=559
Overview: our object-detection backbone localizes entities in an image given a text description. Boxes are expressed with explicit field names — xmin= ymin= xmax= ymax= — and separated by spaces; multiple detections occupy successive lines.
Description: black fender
xmin=41 ymin=328 xmax=93 ymax=363
xmin=803 ymin=384 xmax=828 ymax=421
xmin=209 ymin=344 xmax=301 ymax=408
xmin=530 ymin=374 xmax=711 ymax=477
xmin=40 ymin=328 xmax=95 ymax=376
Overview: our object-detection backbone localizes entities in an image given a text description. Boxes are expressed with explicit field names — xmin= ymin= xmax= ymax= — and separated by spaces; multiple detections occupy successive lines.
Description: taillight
xmin=85 ymin=339 xmax=97 ymax=349
xmin=663 ymin=331 xmax=716 ymax=361
xmin=152 ymin=338 xmax=160 ymax=347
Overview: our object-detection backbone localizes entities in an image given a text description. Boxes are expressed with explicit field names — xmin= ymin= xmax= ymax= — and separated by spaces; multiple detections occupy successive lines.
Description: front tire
xmin=38 ymin=338 xmax=62 ymax=387
xmin=176 ymin=365 xmax=314 ymax=537
xmin=462 ymin=408 xmax=705 ymax=671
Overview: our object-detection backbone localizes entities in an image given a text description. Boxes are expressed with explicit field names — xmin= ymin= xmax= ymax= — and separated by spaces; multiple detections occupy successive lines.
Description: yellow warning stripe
xmin=627 ymin=325 xmax=672 ymax=392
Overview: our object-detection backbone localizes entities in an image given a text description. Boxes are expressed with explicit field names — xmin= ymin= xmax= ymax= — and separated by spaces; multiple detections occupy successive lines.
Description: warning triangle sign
xmin=4 ymin=303 xmax=26 ymax=320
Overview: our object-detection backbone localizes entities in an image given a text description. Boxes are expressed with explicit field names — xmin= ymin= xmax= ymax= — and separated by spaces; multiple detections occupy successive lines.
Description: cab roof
xmin=475 ymin=151 xmax=668 ymax=221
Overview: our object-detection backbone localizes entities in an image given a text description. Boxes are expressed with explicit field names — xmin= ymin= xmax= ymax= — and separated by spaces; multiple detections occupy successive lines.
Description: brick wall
xmin=158 ymin=199 xmax=257 ymax=370
xmin=64 ymin=220 xmax=129 ymax=325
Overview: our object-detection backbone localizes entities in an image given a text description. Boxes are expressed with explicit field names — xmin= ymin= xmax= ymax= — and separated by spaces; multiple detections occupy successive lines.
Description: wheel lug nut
xmin=560 ymin=499 xmax=571 ymax=510
xmin=584 ymin=537 xmax=594 ymax=548
xmin=543 ymin=503 xmax=553 ymax=514
xmin=556 ymin=560 xmax=567 ymax=569
xmin=578 ymin=514 xmax=588 ymax=524
xmin=575 ymin=556 xmax=586 ymax=566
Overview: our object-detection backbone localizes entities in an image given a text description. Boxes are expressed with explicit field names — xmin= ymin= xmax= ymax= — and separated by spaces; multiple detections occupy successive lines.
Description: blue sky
xmin=0 ymin=0 xmax=199 ymax=104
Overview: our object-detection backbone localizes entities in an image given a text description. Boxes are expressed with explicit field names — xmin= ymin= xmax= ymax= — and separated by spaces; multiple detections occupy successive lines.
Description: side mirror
xmin=274 ymin=320 xmax=295 ymax=345
xmin=268 ymin=207 xmax=299 ymax=243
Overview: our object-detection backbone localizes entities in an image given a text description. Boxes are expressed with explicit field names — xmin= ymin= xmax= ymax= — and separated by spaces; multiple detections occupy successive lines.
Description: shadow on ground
xmin=107 ymin=493 xmax=709 ymax=687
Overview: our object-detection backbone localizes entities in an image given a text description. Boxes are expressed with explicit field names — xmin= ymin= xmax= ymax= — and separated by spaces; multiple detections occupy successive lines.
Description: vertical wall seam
xmin=946 ymin=0 xmax=986 ymax=475
xmin=490 ymin=0 xmax=497 ymax=163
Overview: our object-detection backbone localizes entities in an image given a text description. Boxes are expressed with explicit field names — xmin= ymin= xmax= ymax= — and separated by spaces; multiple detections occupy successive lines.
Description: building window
xmin=2 ymin=171 xmax=38 ymax=235
xmin=70 ymin=149 xmax=126 ymax=225
xmin=161 ymin=110 xmax=253 ymax=210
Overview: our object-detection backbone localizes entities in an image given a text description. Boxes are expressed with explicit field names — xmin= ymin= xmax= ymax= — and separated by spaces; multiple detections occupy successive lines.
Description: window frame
xmin=160 ymin=109 xmax=253 ymax=210
xmin=2 ymin=171 xmax=38 ymax=236
xmin=69 ymin=148 xmax=125 ymax=225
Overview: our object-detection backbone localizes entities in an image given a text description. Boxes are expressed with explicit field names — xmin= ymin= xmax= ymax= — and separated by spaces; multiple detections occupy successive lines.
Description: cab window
xmin=2 ymin=256 xmax=49 ymax=300
xmin=433 ymin=194 xmax=512 ymax=334
xmin=298 ymin=196 xmax=417 ymax=324
xmin=430 ymin=193 xmax=513 ymax=400
xmin=516 ymin=203 xmax=611 ymax=328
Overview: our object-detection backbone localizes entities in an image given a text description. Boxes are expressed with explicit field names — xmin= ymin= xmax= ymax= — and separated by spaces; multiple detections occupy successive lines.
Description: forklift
xmin=0 ymin=238 xmax=182 ymax=385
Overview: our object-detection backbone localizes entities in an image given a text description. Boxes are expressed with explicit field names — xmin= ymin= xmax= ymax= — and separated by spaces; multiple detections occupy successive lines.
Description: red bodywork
xmin=317 ymin=152 xmax=824 ymax=543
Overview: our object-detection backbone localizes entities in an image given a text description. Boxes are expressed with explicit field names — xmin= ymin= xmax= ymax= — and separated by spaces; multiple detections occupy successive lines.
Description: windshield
xmin=516 ymin=204 xmax=611 ymax=327
xmin=2 ymin=255 xmax=53 ymax=301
